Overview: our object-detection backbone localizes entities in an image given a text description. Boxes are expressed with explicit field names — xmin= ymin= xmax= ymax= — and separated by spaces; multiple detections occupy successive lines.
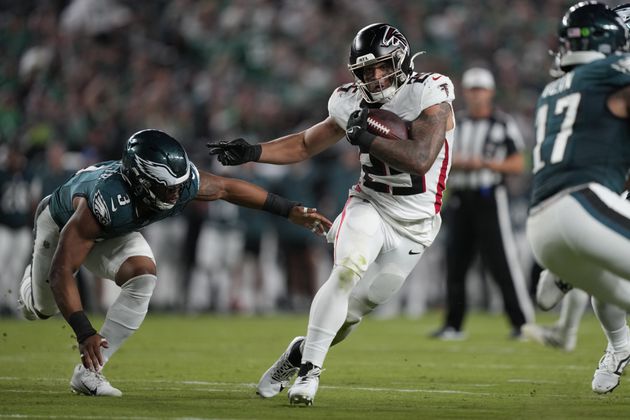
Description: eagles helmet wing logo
xmin=92 ymin=190 xmax=111 ymax=226
xmin=381 ymin=26 xmax=409 ymax=53
xmin=134 ymin=154 xmax=190 ymax=186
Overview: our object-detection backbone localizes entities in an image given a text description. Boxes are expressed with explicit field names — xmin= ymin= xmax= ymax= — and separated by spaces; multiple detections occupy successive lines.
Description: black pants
xmin=443 ymin=188 xmax=528 ymax=332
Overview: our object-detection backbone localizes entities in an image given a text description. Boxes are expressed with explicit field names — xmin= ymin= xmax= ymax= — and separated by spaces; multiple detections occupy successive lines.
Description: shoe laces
xmin=270 ymin=357 xmax=299 ymax=382
xmin=598 ymin=350 xmax=630 ymax=375
xmin=82 ymin=368 xmax=111 ymax=389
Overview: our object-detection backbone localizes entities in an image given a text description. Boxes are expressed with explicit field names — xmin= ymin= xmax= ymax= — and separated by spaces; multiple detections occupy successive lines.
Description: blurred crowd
xmin=0 ymin=0 xmax=582 ymax=316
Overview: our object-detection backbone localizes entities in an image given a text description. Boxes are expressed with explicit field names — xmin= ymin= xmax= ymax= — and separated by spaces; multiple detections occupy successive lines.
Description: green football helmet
xmin=613 ymin=3 xmax=630 ymax=31
xmin=121 ymin=129 xmax=191 ymax=211
xmin=556 ymin=1 xmax=629 ymax=72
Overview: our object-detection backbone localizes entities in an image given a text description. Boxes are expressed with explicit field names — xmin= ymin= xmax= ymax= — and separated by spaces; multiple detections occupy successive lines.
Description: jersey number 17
xmin=532 ymin=92 xmax=581 ymax=173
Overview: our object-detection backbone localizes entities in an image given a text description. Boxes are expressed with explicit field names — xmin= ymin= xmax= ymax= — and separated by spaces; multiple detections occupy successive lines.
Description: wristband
xmin=68 ymin=311 xmax=97 ymax=343
xmin=263 ymin=193 xmax=299 ymax=218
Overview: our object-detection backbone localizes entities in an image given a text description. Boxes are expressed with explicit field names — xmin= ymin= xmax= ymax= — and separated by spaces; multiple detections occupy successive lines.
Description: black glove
xmin=345 ymin=108 xmax=376 ymax=153
xmin=206 ymin=138 xmax=262 ymax=166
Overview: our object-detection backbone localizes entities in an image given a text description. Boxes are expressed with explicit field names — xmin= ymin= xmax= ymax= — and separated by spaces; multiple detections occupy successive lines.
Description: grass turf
xmin=1 ymin=311 xmax=629 ymax=419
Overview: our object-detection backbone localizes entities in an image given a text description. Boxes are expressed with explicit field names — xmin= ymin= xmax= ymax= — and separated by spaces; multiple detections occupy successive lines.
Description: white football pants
xmin=527 ymin=183 xmax=630 ymax=350
xmin=302 ymin=197 xmax=440 ymax=368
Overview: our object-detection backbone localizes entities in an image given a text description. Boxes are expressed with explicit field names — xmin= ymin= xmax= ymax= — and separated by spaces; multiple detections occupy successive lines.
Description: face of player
xmin=155 ymin=183 xmax=183 ymax=206
xmin=362 ymin=62 xmax=395 ymax=93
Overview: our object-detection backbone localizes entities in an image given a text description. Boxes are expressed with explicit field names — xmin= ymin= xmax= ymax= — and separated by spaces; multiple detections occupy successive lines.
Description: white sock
xmin=592 ymin=297 xmax=629 ymax=352
xmin=100 ymin=274 xmax=156 ymax=365
xmin=557 ymin=289 xmax=589 ymax=337
xmin=301 ymin=266 xmax=360 ymax=368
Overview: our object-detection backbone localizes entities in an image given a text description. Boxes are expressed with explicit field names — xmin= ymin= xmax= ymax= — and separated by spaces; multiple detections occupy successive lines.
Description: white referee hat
xmin=461 ymin=67 xmax=495 ymax=90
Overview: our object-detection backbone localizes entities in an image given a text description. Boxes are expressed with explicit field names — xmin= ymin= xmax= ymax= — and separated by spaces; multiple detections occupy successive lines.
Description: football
xmin=366 ymin=108 xmax=409 ymax=140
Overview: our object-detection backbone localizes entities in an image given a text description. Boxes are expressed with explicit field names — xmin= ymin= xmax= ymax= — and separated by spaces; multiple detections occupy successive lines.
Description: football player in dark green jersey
xmin=526 ymin=1 xmax=630 ymax=394
xmin=17 ymin=129 xmax=332 ymax=396
xmin=523 ymin=1 xmax=630 ymax=358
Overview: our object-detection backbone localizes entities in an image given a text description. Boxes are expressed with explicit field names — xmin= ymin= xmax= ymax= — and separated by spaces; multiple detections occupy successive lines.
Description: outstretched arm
xmin=49 ymin=197 xmax=108 ymax=371
xmin=258 ymin=117 xmax=346 ymax=164
xmin=365 ymin=102 xmax=453 ymax=175
xmin=195 ymin=170 xmax=332 ymax=234
xmin=208 ymin=117 xmax=345 ymax=166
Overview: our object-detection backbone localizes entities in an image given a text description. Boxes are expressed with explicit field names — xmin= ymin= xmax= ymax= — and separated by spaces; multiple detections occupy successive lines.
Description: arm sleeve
xmin=328 ymin=84 xmax=356 ymax=129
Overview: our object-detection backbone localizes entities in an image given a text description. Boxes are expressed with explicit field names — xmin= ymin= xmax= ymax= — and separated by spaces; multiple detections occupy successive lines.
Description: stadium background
xmin=0 ymin=0 xmax=613 ymax=316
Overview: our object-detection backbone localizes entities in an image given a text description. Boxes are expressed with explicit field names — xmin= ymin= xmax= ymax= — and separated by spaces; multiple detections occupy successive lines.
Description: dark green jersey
xmin=530 ymin=54 xmax=630 ymax=207
xmin=48 ymin=160 xmax=200 ymax=239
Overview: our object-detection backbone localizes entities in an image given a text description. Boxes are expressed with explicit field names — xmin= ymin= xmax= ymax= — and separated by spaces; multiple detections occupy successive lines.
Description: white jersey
xmin=327 ymin=72 xmax=455 ymax=242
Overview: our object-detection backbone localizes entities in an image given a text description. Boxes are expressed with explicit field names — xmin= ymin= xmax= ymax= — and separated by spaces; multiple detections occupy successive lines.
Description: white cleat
xmin=288 ymin=366 xmax=321 ymax=406
xmin=592 ymin=345 xmax=630 ymax=394
xmin=521 ymin=324 xmax=577 ymax=352
xmin=17 ymin=264 xmax=39 ymax=321
xmin=536 ymin=269 xmax=572 ymax=311
xmin=70 ymin=364 xmax=122 ymax=397
xmin=257 ymin=336 xmax=304 ymax=398
xmin=430 ymin=326 xmax=467 ymax=341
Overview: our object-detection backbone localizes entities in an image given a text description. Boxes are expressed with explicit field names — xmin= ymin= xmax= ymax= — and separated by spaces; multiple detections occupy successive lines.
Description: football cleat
xmin=522 ymin=324 xmax=577 ymax=352
xmin=592 ymin=344 xmax=630 ymax=394
xmin=17 ymin=264 xmax=39 ymax=321
xmin=288 ymin=365 xmax=322 ymax=406
xmin=536 ymin=269 xmax=572 ymax=311
xmin=70 ymin=364 xmax=122 ymax=397
xmin=429 ymin=326 xmax=467 ymax=341
xmin=256 ymin=336 xmax=304 ymax=398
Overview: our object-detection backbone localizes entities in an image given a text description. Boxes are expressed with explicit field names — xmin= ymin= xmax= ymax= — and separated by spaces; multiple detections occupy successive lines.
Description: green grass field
xmin=1 ymin=311 xmax=630 ymax=419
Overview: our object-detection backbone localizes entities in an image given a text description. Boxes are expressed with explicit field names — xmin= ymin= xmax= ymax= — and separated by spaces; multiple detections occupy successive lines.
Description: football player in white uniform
xmin=209 ymin=23 xmax=455 ymax=406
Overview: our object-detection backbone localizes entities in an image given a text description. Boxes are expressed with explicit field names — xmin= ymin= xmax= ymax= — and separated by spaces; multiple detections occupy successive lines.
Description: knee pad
xmin=337 ymin=252 xmax=370 ymax=278
xmin=367 ymin=271 xmax=406 ymax=305
xmin=107 ymin=274 xmax=156 ymax=330
xmin=331 ymin=265 xmax=361 ymax=293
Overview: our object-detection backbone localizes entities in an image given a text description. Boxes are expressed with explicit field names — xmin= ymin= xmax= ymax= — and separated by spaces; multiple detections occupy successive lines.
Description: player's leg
xmin=287 ymin=198 xmax=385 ymax=405
xmin=528 ymin=185 xmax=630 ymax=392
xmin=590 ymin=297 xmax=630 ymax=394
xmin=300 ymin=199 xmax=384 ymax=367
xmin=555 ymin=186 xmax=630 ymax=308
xmin=522 ymin=288 xmax=589 ymax=351
xmin=73 ymin=232 xmax=156 ymax=397
xmin=85 ymin=232 xmax=156 ymax=366
xmin=436 ymin=197 xmax=475 ymax=338
xmin=18 ymin=202 xmax=60 ymax=319
xmin=332 ymin=234 xmax=426 ymax=346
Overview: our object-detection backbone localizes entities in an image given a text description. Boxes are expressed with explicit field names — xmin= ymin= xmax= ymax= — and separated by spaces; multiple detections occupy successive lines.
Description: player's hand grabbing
xmin=207 ymin=138 xmax=262 ymax=166
xmin=79 ymin=334 xmax=109 ymax=371
xmin=289 ymin=206 xmax=332 ymax=236
xmin=345 ymin=108 xmax=375 ymax=152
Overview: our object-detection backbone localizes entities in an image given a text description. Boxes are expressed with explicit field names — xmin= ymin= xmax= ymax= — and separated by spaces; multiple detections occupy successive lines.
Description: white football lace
xmin=367 ymin=118 xmax=390 ymax=136
xmin=270 ymin=358 xmax=298 ymax=382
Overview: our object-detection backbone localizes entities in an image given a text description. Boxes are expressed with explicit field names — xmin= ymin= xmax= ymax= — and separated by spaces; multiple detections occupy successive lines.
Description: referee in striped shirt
xmin=432 ymin=67 xmax=535 ymax=340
